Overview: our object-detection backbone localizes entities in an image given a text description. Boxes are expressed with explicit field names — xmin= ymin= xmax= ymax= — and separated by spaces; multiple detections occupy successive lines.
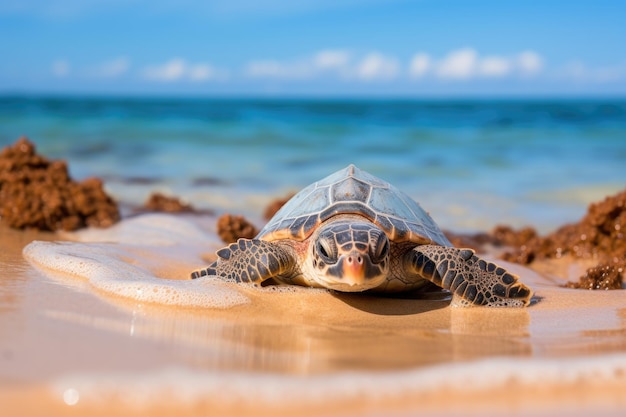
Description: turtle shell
xmin=258 ymin=165 xmax=451 ymax=246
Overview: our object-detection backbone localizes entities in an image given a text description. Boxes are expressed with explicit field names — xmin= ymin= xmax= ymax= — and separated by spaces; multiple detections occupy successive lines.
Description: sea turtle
xmin=192 ymin=165 xmax=533 ymax=307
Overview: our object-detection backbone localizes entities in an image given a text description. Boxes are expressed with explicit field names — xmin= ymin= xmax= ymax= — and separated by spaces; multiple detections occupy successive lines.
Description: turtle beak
xmin=339 ymin=252 xmax=367 ymax=286
xmin=321 ymin=250 xmax=387 ymax=292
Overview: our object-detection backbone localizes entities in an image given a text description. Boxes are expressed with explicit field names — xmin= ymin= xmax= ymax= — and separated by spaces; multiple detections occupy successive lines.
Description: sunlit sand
xmin=2 ymin=213 xmax=625 ymax=416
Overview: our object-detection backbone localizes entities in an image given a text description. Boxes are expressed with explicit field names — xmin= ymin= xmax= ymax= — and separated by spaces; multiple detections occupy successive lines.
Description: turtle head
xmin=309 ymin=219 xmax=390 ymax=292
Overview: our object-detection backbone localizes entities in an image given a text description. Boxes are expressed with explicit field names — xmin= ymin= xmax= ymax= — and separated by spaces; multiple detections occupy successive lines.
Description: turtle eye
xmin=370 ymin=233 xmax=389 ymax=264
xmin=317 ymin=238 xmax=337 ymax=263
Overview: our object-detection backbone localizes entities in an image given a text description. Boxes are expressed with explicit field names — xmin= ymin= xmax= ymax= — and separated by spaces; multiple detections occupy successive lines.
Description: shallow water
xmin=3 ymin=214 xmax=626 ymax=415
xmin=2 ymin=97 xmax=626 ymax=231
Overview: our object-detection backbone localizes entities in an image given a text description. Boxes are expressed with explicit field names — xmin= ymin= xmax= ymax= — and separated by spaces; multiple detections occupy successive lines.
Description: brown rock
xmin=214 ymin=192 xmax=293 ymax=245
xmin=565 ymin=264 xmax=623 ymax=290
xmin=491 ymin=225 xmax=539 ymax=248
xmin=444 ymin=231 xmax=493 ymax=251
xmin=0 ymin=137 xmax=120 ymax=231
xmin=504 ymin=189 xmax=626 ymax=264
xmin=444 ymin=225 xmax=540 ymax=260
xmin=498 ymin=188 xmax=626 ymax=289
xmin=217 ymin=214 xmax=259 ymax=244
xmin=143 ymin=192 xmax=195 ymax=213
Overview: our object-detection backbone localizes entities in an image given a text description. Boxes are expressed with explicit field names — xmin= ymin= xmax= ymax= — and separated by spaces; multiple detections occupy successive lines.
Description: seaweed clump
xmin=445 ymin=226 xmax=539 ymax=255
xmin=217 ymin=214 xmax=259 ymax=244
xmin=0 ymin=137 xmax=120 ymax=231
xmin=500 ymin=189 xmax=626 ymax=289
xmin=564 ymin=264 xmax=622 ymax=290
xmin=217 ymin=193 xmax=294 ymax=244
xmin=142 ymin=192 xmax=196 ymax=213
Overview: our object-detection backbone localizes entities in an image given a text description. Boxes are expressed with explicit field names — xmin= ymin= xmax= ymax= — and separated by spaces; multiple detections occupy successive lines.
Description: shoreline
xmin=2 ymin=208 xmax=626 ymax=415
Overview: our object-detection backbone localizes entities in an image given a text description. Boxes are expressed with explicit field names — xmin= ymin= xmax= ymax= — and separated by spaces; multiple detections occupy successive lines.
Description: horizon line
xmin=2 ymin=90 xmax=626 ymax=102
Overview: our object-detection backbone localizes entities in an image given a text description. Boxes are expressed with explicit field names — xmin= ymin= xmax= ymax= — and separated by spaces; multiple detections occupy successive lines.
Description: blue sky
xmin=1 ymin=0 xmax=625 ymax=97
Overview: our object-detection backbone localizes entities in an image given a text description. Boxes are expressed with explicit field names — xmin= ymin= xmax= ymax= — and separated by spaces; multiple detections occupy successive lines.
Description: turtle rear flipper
xmin=191 ymin=238 xmax=296 ymax=284
xmin=406 ymin=245 xmax=533 ymax=307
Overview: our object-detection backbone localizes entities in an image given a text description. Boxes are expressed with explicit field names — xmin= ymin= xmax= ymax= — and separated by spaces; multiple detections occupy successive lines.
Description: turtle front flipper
xmin=191 ymin=238 xmax=296 ymax=284
xmin=406 ymin=245 xmax=533 ymax=307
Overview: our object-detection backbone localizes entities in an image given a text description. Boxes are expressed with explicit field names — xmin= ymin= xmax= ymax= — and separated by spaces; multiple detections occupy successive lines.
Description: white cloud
xmin=410 ymin=48 xmax=544 ymax=80
xmin=188 ymin=63 xmax=218 ymax=81
xmin=245 ymin=59 xmax=310 ymax=79
xmin=244 ymin=60 xmax=276 ymax=78
xmin=246 ymin=49 xmax=402 ymax=82
xmin=246 ymin=49 xmax=352 ymax=80
xmin=435 ymin=48 xmax=478 ymax=80
xmin=354 ymin=52 xmax=399 ymax=81
xmin=479 ymin=56 xmax=511 ymax=77
xmin=313 ymin=49 xmax=351 ymax=71
xmin=142 ymin=58 xmax=225 ymax=82
xmin=517 ymin=51 xmax=543 ymax=75
xmin=40 ymin=48 xmax=626 ymax=90
xmin=92 ymin=56 xmax=130 ymax=78
xmin=560 ymin=61 xmax=626 ymax=83
xmin=143 ymin=58 xmax=186 ymax=81
xmin=245 ymin=48 xmax=545 ymax=84
xmin=593 ymin=66 xmax=626 ymax=82
xmin=52 ymin=59 xmax=70 ymax=77
xmin=409 ymin=53 xmax=431 ymax=78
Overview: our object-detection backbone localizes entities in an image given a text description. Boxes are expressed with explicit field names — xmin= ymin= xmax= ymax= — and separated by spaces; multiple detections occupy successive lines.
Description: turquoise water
xmin=1 ymin=96 xmax=625 ymax=232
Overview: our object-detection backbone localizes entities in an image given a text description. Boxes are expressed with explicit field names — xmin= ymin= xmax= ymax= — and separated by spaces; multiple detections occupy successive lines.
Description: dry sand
xmin=1 ymin=214 xmax=626 ymax=416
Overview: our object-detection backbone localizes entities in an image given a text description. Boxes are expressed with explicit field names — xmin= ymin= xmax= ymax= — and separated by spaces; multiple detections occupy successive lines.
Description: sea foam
xmin=23 ymin=215 xmax=249 ymax=309
xmin=49 ymin=353 xmax=626 ymax=410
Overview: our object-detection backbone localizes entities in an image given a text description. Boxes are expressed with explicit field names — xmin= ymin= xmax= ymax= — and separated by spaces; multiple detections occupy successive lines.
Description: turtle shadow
xmin=331 ymin=291 xmax=450 ymax=316
xmin=528 ymin=295 xmax=543 ymax=306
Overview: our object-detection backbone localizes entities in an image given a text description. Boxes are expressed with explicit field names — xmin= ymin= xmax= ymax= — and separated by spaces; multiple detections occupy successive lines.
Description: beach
xmin=2 ymin=213 xmax=626 ymax=416
xmin=1 ymin=98 xmax=626 ymax=416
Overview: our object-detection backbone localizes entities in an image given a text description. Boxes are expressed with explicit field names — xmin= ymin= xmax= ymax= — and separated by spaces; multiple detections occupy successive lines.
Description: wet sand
xmin=2 ymin=214 xmax=626 ymax=416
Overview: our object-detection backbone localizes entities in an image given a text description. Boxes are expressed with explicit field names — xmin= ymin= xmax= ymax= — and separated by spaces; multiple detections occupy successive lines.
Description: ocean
xmin=2 ymin=96 xmax=626 ymax=232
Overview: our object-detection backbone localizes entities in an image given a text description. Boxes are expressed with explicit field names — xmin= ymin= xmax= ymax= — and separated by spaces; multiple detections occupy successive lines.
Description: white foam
xmin=23 ymin=215 xmax=249 ymax=309
xmin=49 ymin=353 xmax=626 ymax=409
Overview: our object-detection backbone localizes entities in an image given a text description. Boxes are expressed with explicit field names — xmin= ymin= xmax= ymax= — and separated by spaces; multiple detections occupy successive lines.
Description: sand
xmin=1 ymin=213 xmax=626 ymax=416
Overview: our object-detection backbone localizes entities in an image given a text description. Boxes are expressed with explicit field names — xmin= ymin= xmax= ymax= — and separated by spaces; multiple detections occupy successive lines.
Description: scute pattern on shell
xmin=257 ymin=165 xmax=451 ymax=246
